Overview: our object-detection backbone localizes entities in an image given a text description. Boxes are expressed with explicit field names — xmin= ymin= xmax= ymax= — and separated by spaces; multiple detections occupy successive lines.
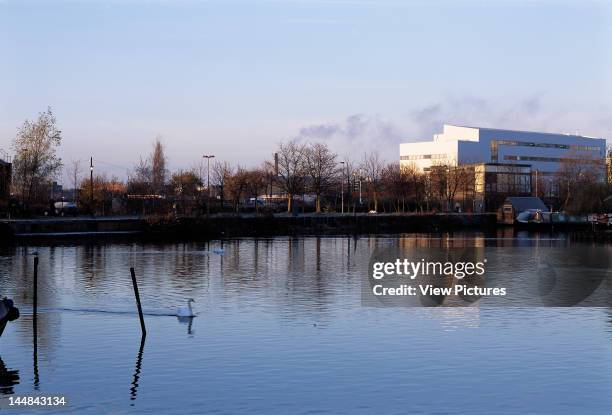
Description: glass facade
xmin=490 ymin=139 xmax=601 ymax=162
xmin=504 ymin=155 xmax=602 ymax=164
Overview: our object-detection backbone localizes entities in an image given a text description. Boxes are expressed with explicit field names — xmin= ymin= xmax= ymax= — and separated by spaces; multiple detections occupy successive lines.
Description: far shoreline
xmin=2 ymin=212 xmax=609 ymax=244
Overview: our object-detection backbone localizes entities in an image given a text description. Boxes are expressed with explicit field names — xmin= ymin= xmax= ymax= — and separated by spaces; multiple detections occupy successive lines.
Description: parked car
xmin=45 ymin=201 xmax=78 ymax=217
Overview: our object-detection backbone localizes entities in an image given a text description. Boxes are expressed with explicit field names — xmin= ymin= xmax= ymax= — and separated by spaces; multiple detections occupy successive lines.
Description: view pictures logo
xmin=372 ymin=258 xmax=487 ymax=280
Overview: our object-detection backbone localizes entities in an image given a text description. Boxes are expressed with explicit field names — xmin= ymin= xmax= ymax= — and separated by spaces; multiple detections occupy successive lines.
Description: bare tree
xmin=212 ymin=161 xmax=234 ymax=210
xmin=556 ymin=151 xmax=606 ymax=213
xmin=360 ymin=151 xmax=384 ymax=212
xmin=11 ymin=107 xmax=63 ymax=208
xmin=127 ymin=138 xmax=167 ymax=202
xmin=67 ymin=159 xmax=82 ymax=205
xmin=304 ymin=142 xmax=338 ymax=213
xmin=275 ymin=140 xmax=307 ymax=213
xmin=428 ymin=161 xmax=472 ymax=212
xmin=151 ymin=137 xmax=167 ymax=194
xmin=245 ymin=168 xmax=267 ymax=214
xmin=342 ymin=157 xmax=359 ymax=212
xmin=382 ymin=162 xmax=410 ymax=213
xmin=170 ymin=169 xmax=202 ymax=214
xmin=403 ymin=163 xmax=426 ymax=212
xmin=128 ymin=156 xmax=152 ymax=195
xmin=226 ymin=166 xmax=249 ymax=212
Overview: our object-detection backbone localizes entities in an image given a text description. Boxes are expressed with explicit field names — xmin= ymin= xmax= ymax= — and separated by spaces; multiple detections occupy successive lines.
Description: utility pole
xmin=340 ymin=161 xmax=345 ymax=214
xmin=90 ymin=157 xmax=94 ymax=216
xmin=203 ymin=154 xmax=215 ymax=215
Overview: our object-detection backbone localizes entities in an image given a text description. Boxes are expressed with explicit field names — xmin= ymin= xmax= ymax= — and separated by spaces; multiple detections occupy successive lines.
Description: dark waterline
xmin=0 ymin=231 xmax=611 ymax=414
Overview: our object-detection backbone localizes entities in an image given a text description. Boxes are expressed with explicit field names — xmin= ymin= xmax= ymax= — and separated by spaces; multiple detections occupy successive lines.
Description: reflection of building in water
xmin=0 ymin=357 xmax=19 ymax=395
xmin=434 ymin=307 xmax=481 ymax=329
xmin=398 ymin=234 xmax=487 ymax=249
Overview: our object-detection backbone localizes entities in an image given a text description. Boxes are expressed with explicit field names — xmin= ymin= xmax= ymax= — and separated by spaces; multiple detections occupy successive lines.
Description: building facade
xmin=473 ymin=163 xmax=532 ymax=212
xmin=400 ymin=124 xmax=606 ymax=179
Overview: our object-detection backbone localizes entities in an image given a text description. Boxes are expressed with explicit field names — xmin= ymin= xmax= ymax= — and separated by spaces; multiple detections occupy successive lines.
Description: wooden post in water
xmin=33 ymin=256 xmax=38 ymax=318
xmin=33 ymin=255 xmax=40 ymax=389
xmin=130 ymin=267 xmax=146 ymax=337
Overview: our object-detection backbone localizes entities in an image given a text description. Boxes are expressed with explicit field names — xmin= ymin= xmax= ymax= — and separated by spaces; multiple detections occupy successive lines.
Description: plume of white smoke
xmin=292 ymin=95 xmax=609 ymax=162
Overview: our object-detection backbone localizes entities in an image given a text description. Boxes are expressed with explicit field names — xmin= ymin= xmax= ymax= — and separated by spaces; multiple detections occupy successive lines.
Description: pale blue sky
xmin=0 ymin=0 xmax=610 ymax=180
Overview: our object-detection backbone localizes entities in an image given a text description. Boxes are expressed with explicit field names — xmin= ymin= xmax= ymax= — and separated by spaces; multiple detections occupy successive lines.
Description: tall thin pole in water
xmin=33 ymin=255 xmax=39 ymax=389
xmin=33 ymin=256 xmax=38 ymax=320
xmin=130 ymin=268 xmax=146 ymax=337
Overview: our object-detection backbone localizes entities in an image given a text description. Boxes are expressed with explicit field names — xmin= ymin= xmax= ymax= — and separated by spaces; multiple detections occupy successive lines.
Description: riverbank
xmin=0 ymin=213 xmax=497 ymax=242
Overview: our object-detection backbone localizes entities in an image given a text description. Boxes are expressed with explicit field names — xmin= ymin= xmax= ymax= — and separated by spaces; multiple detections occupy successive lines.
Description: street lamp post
xmin=340 ymin=161 xmax=345 ymax=214
xmin=203 ymin=154 xmax=215 ymax=215
xmin=90 ymin=157 xmax=94 ymax=216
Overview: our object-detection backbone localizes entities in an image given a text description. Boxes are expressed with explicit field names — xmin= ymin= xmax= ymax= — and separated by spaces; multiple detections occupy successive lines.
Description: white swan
xmin=177 ymin=299 xmax=196 ymax=317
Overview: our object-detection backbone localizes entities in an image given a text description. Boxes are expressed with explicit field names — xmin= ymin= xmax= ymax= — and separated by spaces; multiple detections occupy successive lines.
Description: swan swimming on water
xmin=177 ymin=299 xmax=196 ymax=317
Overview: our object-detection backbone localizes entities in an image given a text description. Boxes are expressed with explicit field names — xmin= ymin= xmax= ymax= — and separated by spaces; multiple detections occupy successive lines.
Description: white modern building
xmin=400 ymin=124 xmax=606 ymax=178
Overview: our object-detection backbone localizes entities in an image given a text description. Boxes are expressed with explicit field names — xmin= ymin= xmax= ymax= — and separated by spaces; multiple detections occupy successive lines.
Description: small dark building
xmin=500 ymin=196 xmax=547 ymax=224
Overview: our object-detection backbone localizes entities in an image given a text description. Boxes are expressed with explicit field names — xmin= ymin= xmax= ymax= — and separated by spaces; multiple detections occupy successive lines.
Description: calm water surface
xmin=1 ymin=232 xmax=612 ymax=414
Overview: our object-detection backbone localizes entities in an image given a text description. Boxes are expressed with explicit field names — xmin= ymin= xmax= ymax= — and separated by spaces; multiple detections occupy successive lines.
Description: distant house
xmin=500 ymin=196 xmax=548 ymax=224
xmin=0 ymin=158 xmax=11 ymax=204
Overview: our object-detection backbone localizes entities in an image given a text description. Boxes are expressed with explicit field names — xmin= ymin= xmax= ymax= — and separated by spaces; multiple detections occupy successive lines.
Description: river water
xmin=1 ymin=232 xmax=612 ymax=414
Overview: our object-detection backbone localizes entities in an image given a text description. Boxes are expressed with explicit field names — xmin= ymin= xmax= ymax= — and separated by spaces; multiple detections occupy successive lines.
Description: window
xmin=401 ymin=154 xmax=447 ymax=161
xmin=492 ymin=139 xmax=600 ymax=151
xmin=504 ymin=155 xmax=601 ymax=163
xmin=490 ymin=141 xmax=498 ymax=162
xmin=490 ymin=139 xmax=602 ymax=162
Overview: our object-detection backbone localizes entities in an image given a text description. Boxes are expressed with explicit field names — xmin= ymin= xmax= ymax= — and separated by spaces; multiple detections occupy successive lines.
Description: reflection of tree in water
xmin=0 ymin=357 xmax=19 ymax=395
xmin=606 ymin=309 xmax=612 ymax=334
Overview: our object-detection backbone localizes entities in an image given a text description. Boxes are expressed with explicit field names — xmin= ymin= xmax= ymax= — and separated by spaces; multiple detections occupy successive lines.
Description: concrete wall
xmin=399 ymin=140 xmax=458 ymax=170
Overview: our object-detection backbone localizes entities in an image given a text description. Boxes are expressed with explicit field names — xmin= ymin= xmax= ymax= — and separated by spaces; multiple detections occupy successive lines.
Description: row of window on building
xmin=400 ymin=154 xmax=447 ymax=161
xmin=490 ymin=139 xmax=601 ymax=163
xmin=491 ymin=139 xmax=600 ymax=152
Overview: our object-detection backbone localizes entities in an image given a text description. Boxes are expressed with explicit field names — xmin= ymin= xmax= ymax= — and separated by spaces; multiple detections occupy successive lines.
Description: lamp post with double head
xmin=90 ymin=157 xmax=94 ymax=216
xmin=203 ymin=155 xmax=215 ymax=215
xmin=339 ymin=161 xmax=346 ymax=214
